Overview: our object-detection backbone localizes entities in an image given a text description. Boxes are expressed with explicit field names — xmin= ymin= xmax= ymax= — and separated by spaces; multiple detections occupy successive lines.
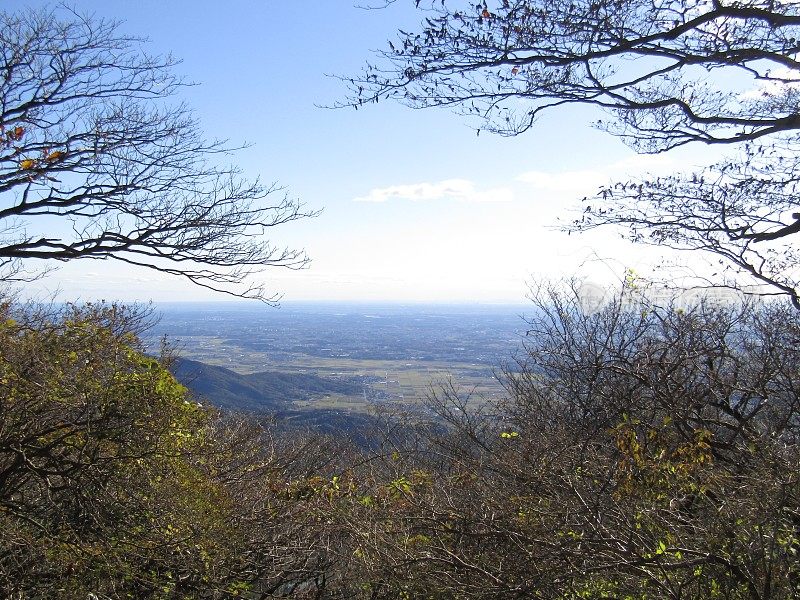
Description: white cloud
xmin=353 ymin=178 xmax=513 ymax=203
xmin=517 ymin=153 xmax=679 ymax=197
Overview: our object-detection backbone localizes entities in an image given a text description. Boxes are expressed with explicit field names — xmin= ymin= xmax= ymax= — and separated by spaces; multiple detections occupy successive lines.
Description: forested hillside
xmin=4 ymin=289 xmax=800 ymax=598
xmin=170 ymin=356 xmax=382 ymax=442
xmin=170 ymin=357 xmax=365 ymax=411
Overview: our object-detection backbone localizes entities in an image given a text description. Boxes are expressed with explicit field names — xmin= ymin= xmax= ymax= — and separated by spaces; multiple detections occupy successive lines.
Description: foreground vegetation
xmin=2 ymin=287 xmax=798 ymax=598
xmin=0 ymin=301 xmax=355 ymax=597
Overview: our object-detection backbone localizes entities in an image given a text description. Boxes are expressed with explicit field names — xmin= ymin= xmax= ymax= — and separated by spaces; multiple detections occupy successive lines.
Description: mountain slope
xmin=170 ymin=357 xmax=365 ymax=412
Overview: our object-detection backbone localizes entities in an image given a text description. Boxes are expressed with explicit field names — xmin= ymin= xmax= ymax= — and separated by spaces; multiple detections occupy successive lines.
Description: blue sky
xmin=11 ymin=1 xmax=714 ymax=303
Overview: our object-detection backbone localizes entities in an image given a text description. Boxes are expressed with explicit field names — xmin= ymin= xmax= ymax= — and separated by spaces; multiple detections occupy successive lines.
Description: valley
xmin=148 ymin=302 xmax=528 ymax=424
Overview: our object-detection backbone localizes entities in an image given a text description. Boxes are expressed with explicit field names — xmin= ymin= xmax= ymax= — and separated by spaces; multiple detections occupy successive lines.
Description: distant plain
xmin=148 ymin=303 xmax=529 ymax=417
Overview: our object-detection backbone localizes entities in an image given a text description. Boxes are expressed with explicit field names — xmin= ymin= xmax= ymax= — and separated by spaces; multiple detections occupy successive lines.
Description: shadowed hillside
xmin=170 ymin=357 xmax=382 ymax=445
xmin=170 ymin=357 xmax=366 ymax=412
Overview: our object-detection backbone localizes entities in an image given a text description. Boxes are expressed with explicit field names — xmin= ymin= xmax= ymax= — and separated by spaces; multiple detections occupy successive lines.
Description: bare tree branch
xmin=0 ymin=7 xmax=315 ymax=302
xmin=345 ymin=0 xmax=800 ymax=304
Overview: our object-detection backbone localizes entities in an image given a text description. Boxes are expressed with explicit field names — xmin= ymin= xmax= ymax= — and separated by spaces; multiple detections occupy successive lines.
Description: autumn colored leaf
xmin=8 ymin=126 xmax=25 ymax=141
xmin=19 ymin=158 xmax=37 ymax=170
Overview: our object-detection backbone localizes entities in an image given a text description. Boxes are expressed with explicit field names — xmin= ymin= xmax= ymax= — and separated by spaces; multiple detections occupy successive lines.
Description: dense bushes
xmin=345 ymin=287 xmax=800 ymax=598
xmin=2 ymin=291 xmax=799 ymax=598
xmin=0 ymin=301 xmax=353 ymax=598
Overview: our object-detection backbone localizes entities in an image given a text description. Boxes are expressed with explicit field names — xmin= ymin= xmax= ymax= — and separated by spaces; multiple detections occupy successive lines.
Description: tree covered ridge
xmin=0 ymin=301 xmax=356 ymax=598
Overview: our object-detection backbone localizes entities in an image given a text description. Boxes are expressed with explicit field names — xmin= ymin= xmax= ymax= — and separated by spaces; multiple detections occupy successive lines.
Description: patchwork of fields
xmin=148 ymin=303 xmax=528 ymax=417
